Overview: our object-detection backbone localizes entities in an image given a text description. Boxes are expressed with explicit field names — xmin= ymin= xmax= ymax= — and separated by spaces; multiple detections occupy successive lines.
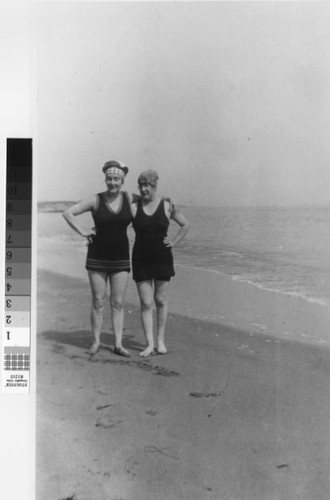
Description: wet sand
xmin=36 ymin=265 xmax=330 ymax=500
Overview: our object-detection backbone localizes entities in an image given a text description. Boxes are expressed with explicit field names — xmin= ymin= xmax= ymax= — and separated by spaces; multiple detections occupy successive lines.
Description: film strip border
xmin=4 ymin=347 xmax=30 ymax=371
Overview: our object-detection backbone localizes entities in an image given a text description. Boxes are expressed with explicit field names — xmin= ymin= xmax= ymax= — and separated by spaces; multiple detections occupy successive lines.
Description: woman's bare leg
xmin=154 ymin=280 xmax=169 ymax=353
xmin=109 ymin=271 xmax=130 ymax=354
xmin=136 ymin=280 xmax=155 ymax=356
xmin=88 ymin=270 xmax=108 ymax=353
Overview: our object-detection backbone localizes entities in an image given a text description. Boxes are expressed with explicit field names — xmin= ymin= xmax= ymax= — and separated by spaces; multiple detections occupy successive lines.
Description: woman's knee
xmin=140 ymin=298 xmax=154 ymax=311
xmin=92 ymin=296 xmax=105 ymax=311
xmin=154 ymin=294 xmax=167 ymax=308
xmin=110 ymin=297 xmax=124 ymax=311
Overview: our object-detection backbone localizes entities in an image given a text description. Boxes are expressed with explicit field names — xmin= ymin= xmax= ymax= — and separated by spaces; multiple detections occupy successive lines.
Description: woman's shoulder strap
xmin=123 ymin=190 xmax=130 ymax=201
xmin=92 ymin=193 xmax=102 ymax=212
xmin=122 ymin=191 xmax=132 ymax=207
xmin=162 ymin=199 xmax=175 ymax=219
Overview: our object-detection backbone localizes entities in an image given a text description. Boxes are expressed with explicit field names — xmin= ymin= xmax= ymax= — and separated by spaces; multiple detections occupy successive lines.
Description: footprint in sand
xmin=124 ymin=456 xmax=140 ymax=476
xmin=96 ymin=404 xmax=112 ymax=411
xmin=190 ymin=392 xmax=222 ymax=398
xmin=95 ymin=415 xmax=122 ymax=429
xmin=52 ymin=343 xmax=65 ymax=354
xmin=145 ymin=409 xmax=158 ymax=416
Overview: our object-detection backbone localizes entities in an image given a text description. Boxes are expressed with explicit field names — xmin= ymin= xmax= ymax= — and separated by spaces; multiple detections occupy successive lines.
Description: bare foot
xmin=114 ymin=346 xmax=131 ymax=358
xmin=157 ymin=341 xmax=167 ymax=354
xmin=139 ymin=346 xmax=155 ymax=357
xmin=89 ymin=342 xmax=100 ymax=357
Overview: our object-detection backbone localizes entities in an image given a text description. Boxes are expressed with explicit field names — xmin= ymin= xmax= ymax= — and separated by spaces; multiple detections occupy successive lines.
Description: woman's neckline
xmin=103 ymin=191 xmax=123 ymax=214
xmin=141 ymin=197 xmax=162 ymax=216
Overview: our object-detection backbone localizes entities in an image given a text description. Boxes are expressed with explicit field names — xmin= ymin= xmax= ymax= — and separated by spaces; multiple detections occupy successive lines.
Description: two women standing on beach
xmin=63 ymin=161 xmax=190 ymax=358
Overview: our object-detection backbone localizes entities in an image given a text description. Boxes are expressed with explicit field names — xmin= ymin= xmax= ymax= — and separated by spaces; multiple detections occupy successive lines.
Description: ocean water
xmin=38 ymin=204 xmax=330 ymax=310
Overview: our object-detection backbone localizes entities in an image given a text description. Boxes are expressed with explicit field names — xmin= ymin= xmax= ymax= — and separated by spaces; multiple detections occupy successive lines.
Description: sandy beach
xmin=36 ymin=232 xmax=330 ymax=500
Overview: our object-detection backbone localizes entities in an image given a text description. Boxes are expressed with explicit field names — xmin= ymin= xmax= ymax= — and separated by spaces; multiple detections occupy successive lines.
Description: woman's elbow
xmin=184 ymin=221 xmax=191 ymax=232
xmin=62 ymin=210 xmax=71 ymax=221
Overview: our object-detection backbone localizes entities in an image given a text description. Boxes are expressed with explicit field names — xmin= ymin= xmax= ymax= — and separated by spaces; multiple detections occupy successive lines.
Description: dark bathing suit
xmin=132 ymin=199 xmax=175 ymax=282
xmin=86 ymin=191 xmax=131 ymax=274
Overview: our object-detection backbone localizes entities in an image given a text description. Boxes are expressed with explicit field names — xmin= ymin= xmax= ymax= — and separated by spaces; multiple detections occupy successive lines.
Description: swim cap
xmin=137 ymin=170 xmax=159 ymax=187
xmin=102 ymin=160 xmax=128 ymax=178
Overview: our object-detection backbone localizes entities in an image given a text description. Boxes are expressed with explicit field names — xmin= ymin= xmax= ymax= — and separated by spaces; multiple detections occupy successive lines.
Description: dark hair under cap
xmin=102 ymin=160 xmax=129 ymax=176
xmin=138 ymin=170 xmax=159 ymax=187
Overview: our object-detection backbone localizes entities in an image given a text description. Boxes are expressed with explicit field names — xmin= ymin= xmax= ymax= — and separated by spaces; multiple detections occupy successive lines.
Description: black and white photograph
xmin=2 ymin=1 xmax=330 ymax=499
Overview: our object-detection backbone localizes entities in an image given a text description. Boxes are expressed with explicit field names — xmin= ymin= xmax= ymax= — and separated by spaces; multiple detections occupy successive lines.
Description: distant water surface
xmin=38 ymin=203 xmax=330 ymax=309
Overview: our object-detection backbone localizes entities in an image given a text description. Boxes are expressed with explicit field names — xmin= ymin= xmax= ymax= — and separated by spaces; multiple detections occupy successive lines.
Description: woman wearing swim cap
xmin=63 ymin=160 xmax=134 ymax=358
xmin=131 ymin=170 xmax=190 ymax=357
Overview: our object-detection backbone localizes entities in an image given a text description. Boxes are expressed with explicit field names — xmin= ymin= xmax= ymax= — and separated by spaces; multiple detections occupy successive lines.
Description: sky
xmin=30 ymin=1 xmax=330 ymax=207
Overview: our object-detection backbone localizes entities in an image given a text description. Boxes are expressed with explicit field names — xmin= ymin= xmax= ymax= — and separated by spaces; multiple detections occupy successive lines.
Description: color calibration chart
xmin=3 ymin=139 xmax=32 ymax=393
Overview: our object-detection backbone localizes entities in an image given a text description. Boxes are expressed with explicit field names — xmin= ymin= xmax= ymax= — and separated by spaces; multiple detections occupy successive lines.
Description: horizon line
xmin=37 ymin=200 xmax=330 ymax=210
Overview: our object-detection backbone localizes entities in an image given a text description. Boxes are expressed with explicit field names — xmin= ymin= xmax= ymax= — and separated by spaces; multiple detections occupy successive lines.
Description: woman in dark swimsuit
xmin=131 ymin=170 xmax=190 ymax=357
xmin=63 ymin=160 xmax=134 ymax=358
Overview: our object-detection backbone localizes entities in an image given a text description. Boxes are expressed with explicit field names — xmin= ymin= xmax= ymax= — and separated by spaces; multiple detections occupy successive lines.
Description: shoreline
xmin=172 ymin=264 xmax=330 ymax=347
xmin=182 ymin=262 xmax=330 ymax=310
xmin=37 ymin=230 xmax=330 ymax=347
